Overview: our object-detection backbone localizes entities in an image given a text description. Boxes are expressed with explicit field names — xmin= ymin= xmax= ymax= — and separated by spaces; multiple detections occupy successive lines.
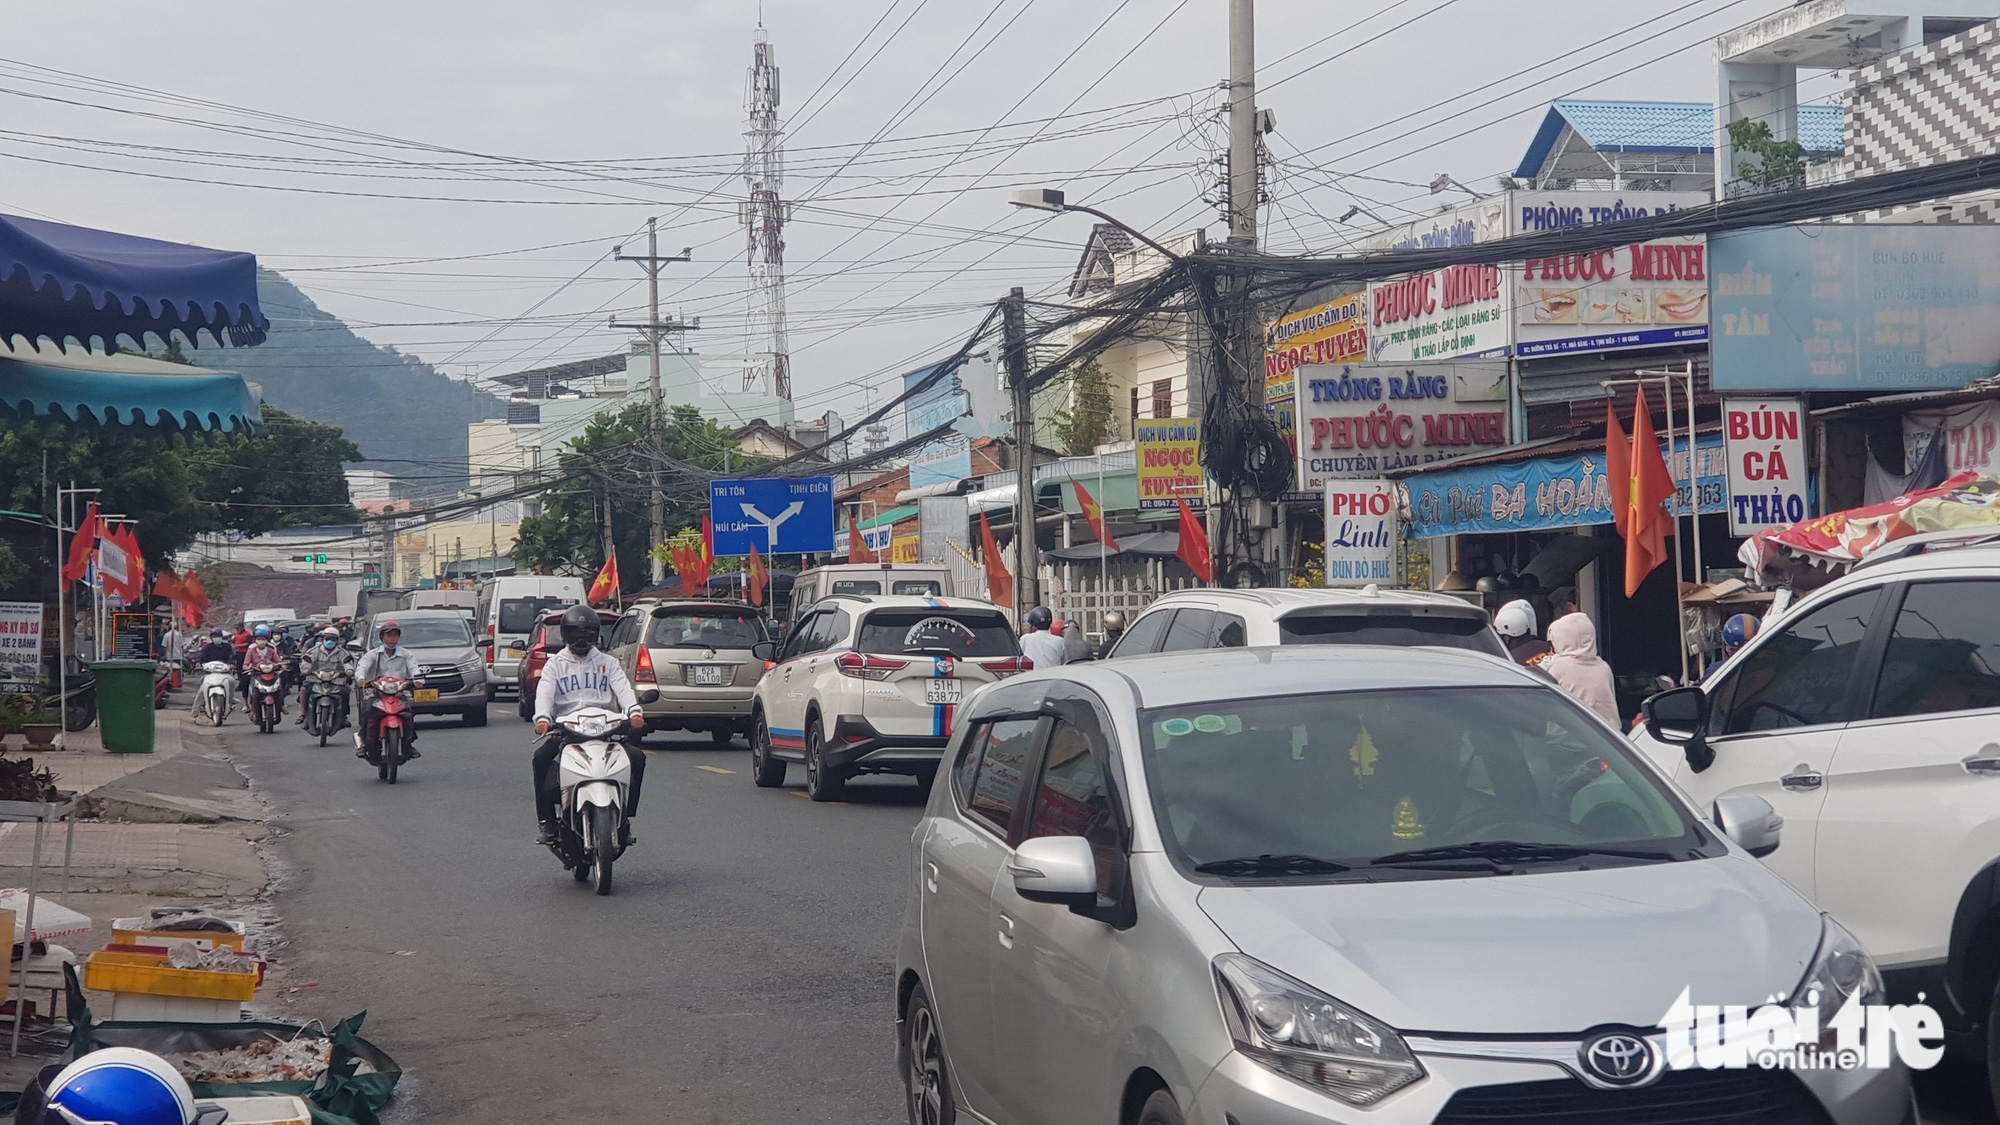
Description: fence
xmin=1046 ymin=560 xmax=1197 ymax=642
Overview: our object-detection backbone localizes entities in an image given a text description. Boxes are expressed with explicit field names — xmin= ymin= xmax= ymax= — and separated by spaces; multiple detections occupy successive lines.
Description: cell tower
xmin=742 ymin=26 xmax=791 ymax=400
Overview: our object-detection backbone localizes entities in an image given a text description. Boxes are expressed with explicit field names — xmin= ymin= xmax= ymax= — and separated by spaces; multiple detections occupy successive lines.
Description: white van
xmin=240 ymin=608 xmax=296 ymax=632
xmin=476 ymin=576 xmax=586 ymax=699
xmin=406 ymin=590 xmax=477 ymax=619
xmin=787 ymin=563 xmax=953 ymax=622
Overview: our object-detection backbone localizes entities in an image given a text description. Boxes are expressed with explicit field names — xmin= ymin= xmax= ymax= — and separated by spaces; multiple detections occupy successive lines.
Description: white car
xmin=749 ymin=595 xmax=1028 ymax=801
xmin=1634 ymin=535 xmax=2000 ymax=1113
xmin=1106 ymin=586 xmax=1507 ymax=658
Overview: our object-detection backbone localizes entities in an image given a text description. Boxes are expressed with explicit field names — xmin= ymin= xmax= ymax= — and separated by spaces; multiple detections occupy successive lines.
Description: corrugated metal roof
xmin=1516 ymin=99 xmax=1843 ymax=177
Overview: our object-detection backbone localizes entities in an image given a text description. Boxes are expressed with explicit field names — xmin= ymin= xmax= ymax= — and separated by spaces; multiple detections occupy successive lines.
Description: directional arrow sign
xmin=709 ymin=477 xmax=835 ymax=556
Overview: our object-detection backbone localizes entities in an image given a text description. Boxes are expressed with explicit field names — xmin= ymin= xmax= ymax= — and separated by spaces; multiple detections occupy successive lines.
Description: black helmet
xmin=559 ymin=605 xmax=601 ymax=654
xmin=1026 ymin=606 xmax=1053 ymax=630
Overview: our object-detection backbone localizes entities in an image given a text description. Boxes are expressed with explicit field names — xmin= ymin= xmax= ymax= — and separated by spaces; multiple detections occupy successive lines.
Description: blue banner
xmin=1407 ymin=433 xmax=1724 ymax=537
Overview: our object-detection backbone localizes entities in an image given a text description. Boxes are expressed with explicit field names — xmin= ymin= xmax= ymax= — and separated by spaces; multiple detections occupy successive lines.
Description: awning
xmin=858 ymin=504 xmax=918 ymax=530
xmin=0 ymin=213 xmax=268 ymax=351
xmin=0 ymin=344 xmax=260 ymax=433
xmin=1044 ymin=530 xmax=1183 ymax=562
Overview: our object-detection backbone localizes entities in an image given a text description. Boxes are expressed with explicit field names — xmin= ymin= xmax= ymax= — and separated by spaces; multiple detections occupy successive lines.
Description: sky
xmin=0 ymin=0 xmax=1825 ymax=425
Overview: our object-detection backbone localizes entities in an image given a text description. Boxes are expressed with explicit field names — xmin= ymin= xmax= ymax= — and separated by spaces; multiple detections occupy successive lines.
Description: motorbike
xmin=544 ymin=706 xmax=637 ymax=895
xmin=152 ymin=661 xmax=175 ymax=710
xmin=361 ymin=676 xmax=418 ymax=783
xmin=302 ymin=668 xmax=349 ymax=747
xmin=248 ymin=662 xmax=287 ymax=734
xmin=192 ymin=661 xmax=233 ymax=727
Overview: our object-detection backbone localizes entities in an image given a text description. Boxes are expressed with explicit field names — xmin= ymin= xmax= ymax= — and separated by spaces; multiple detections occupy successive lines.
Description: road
xmin=218 ymin=700 xmax=927 ymax=1123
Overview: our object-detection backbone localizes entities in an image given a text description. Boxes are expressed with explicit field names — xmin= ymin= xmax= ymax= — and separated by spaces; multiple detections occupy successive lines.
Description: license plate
xmin=925 ymin=679 xmax=962 ymax=705
xmin=414 ymin=689 xmax=440 ymax=702
xmin=688 ymin=665 xmax=725 ymax=686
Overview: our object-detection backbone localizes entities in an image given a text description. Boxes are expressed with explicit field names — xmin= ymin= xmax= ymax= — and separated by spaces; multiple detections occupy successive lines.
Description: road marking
xmin=695 ymin=765 xmax=734 ymax=775
xmin=790 ymin=791 xmax=845 ymax=805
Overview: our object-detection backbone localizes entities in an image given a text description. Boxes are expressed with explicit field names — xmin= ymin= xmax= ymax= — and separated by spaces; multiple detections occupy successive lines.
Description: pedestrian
xmin=1019 ymin=606 xmax=1066 ymax=668
xmin=1541 ymin=612 xmax=1619 ymax=725
xmin=232 ymin=622 xmax=252 ymax=654
xmin=1492 ymin=599 xmax=1551 ymax=666
xmin=160 ymin=621 xmax=185 ymax=669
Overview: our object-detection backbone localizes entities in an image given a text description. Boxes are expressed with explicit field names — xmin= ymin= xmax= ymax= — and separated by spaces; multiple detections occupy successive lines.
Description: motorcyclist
xmin=240 ymin=626 xmax=284 ymax=709
xmin=1019 ymin=605 xmax=1066 ymax=668
xmin=532 ymin=605 xmax=646 ymax=847
xmin=354 ymin=622 xmax=421 ymax=761
xmin=1098 ymin=610 xmax=1126 ymax=658
xmin=296 ymin=627 xmax=355 ymax=728
xmin=194 ymin=628 xmax=234 ymax=666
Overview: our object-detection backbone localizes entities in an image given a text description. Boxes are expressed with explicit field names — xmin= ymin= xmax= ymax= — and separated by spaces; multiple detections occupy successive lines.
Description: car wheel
xmin=518 ymin=695 xmax=532 ymax=722
xmin=1135 ymin=1089 xmax=1185 ymax=1125
xmin=902 ymin=985 xmax=955 ymax=1125
xmin=804 ymin=717 xmax=845 ymax=802
xmin=751 ymin=710 xmax=786 ymax=788
xmin=463 ymin=707 xmax=488 ymax=727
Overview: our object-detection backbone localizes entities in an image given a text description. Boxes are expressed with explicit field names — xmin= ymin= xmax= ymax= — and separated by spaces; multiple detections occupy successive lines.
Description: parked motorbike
xmin=193 ymin=661 xmax=233 ymax=727
xmin=361 ymin=676 xmax=418 ymax=783
xmin=248 ymin=662 xmax=286 ymax=734
xmin=152 ymin=661 xmax=175 ymax=710
xmin=544 ymin=706 xmax=638 ymax=895
xmin=303 ymin=669 xmax=349 ymax=747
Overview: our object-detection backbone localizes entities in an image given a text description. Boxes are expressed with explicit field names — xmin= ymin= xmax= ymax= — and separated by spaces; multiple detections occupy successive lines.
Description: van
xmin=406 ymin=590 xmax=477 ymax=620
xmin=477 ymin=576 xmax=587 ymax=699
xmin=787 ymin=563 xmax=953 ymax=623
xmin=240 ymin=608 xmax=295 ymax=632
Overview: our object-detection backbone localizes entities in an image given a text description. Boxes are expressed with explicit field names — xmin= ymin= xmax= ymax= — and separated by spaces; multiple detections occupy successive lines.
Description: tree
xmin=1052 ymin=360 xmax=1114 ymax=456
xmin=1726 ymin=118 xmax=1814 ymax=191
xmin=186 ymin=405 xmax=362 ymax=535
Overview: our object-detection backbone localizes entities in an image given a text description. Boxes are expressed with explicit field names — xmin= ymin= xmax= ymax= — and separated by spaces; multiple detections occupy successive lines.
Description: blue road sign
xmin=709 ymin=477 xmax=836 ymax=556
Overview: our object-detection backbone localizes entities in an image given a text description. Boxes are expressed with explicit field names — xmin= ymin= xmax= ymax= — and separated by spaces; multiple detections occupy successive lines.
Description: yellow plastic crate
xmin=84 ymin=950 xmax=259 ymax=1002
xmin=110 ymin=923 xmax=247 ymax=953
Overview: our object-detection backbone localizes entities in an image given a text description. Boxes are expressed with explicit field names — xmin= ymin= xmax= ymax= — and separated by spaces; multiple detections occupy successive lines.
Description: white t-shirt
xmin=535 ymin=647 xmax=642 ymax=722
xmin=1020 ymin=629 xmax=1068 ymax=669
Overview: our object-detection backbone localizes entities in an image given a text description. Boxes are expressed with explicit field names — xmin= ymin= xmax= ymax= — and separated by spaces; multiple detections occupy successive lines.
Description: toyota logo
xmin=1579 ymin=1032 xmax=1658 ymax=1087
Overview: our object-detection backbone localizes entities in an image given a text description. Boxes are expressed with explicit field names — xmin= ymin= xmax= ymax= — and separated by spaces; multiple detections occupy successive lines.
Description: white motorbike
xmin=543 ymin=705 xmax=644 ymax=895
xmin=193 ymin=661 xmax=234 ymax=727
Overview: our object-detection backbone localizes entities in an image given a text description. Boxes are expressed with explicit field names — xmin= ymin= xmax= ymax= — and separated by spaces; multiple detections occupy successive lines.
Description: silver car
xmin=360 ymin=611 xmax=490 ymax=727
xmin=893 ymin=647 xmax=1913 ymax=1125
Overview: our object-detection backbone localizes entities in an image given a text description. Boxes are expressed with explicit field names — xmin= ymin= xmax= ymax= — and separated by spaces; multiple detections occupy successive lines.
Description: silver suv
xmin=895 ymin=647 xmax=1911 ymax=1125
xmin=1107 ymin=586 xmax=1506 ymax=658
xmin=605 ymin=600 xmax=773 ymax=745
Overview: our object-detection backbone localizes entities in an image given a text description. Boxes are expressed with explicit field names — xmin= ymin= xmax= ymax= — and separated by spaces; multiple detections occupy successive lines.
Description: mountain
xmin=190 ymin=271 xmax=504 ymax=496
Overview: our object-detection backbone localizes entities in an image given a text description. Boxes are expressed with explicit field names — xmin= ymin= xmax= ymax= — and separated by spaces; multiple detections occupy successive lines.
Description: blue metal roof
xmin=1515 ymin=99 xmax=1843 ymax=177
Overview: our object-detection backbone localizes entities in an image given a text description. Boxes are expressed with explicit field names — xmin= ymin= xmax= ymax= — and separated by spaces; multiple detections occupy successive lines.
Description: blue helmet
xmin=1026 ymin=606 xmax=1053 ymax=630
xmin=253 ymin=625 xmax=271 ymax=638
xmin=1723 ymin=613 xmax=1761 ymax=648
xmin=44 ymin=1047 xmax=203 ymax=1125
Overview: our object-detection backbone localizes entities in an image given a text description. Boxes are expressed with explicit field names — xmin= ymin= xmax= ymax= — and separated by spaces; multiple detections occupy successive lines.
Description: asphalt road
xmin=218 ymin=700 xmax=927 ymax=1123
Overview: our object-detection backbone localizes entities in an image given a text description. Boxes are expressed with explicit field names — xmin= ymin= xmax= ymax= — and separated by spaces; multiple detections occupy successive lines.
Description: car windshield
xmin=857 ymin=610 xmax=1019 ymax=657
xmin=1142 ymin=686 xmax=1699 ymax=880
xmin=377 ymin=619 xmax=472 ymax=648
xmin=1278 ymin=609 xmax=1505 ymax=656
xmin=646 ymin=610 xmax=769 ymax=649
xmin=499 ymin=597 xmax=567 ymax=634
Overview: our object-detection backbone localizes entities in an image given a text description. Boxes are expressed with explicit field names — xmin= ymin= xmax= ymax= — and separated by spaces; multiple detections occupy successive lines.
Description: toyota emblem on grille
xmin=1579 ymin=1032 xmax=1658 ymax=1087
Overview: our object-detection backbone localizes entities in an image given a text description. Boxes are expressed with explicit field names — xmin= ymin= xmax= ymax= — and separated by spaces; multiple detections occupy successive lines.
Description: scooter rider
xmin=195 ymin=628 xmax=234 ymax=665
xmin=240 ymin=625 xmax=283 ymax=709
xmin=296 ymin=627 xmax=355 ymax=727
xmin=354 ymin=622 xmax=420 ymax=761
xmin=532 ymin=605 xmax=646 ymax=847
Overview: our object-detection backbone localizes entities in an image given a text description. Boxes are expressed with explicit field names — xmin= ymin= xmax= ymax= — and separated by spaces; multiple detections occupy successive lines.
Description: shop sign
xmin=1724 ymin=398 xmax=1810 ymax=535
xmin=1265 ymin=293 xmax=1366 ymax=391
xmin=1368 ymin=264 xmax=1508 ymax=363
xmin=395 ymin=529 xmax=428 ymax=553
xmin=1407 ymin=433 xmax=1726 ymax=537
xmin=891 ymin=533 xmax=921 ymax=564
xmin=1711 ymin=225 xmax=2000 ymax=391
xmin=1514 ymin=243 xmax=1710 ymax=357
xmin=1323 ymin=481 xmax=1396 ymax=586
xmin=1294 ymin=362 xmax=1510 ymax=489
xmin=1137 ymin=418 xmax=1204 ymax=512
xmin=1903 ymin=398 xmax=2000 ymax=478
xmin=0 ymin=601 xmax=40 ymax=691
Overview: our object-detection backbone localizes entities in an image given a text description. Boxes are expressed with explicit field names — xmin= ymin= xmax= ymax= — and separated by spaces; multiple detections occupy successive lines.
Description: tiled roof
xmin=1516 ymin=99 xmax=1844 ymax=176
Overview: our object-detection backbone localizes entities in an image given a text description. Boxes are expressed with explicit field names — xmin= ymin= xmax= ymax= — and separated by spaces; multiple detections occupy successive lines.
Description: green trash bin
xmin=88 ymin=660 xmax=157 ymax=754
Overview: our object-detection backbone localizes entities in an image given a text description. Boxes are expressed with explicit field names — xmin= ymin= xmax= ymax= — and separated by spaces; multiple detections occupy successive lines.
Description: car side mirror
xmin=475 ymin=637 xmax=494 ymax=649
xmin=1642 ymin=686 xmax=1714 ymax=772
xmin=1008 ymin=836 xmax=1097 ymax=907
xmin=1713 ymin=794 xmax=1783 ymax=858
xmin=636 ymin=688 xmax=660 ymax=705
xmin=752 ymin=641 xmax=776 ymax=661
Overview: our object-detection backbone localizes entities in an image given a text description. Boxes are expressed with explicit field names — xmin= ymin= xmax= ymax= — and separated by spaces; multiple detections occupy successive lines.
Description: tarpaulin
xmin=0 ymin=213 xmax=266 ymax=351
xmin=0 ymin=345 xmax=260 ymax=433
xmin=1739 ymin=472 xmax=2000 ymax=586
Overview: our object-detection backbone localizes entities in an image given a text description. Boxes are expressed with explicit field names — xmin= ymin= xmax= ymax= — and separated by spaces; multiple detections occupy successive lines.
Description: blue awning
xmin=0 ymin=213 xmax=268 ymax=351
xmin=0 ymin=345 xmax=260 ymax=433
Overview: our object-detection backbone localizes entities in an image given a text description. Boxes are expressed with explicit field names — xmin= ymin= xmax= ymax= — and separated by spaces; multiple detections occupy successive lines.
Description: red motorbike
xmin=365 ymin=675 xmax=420 ymax=784
xmin=249 ymin=662 xmax=287 ymax=734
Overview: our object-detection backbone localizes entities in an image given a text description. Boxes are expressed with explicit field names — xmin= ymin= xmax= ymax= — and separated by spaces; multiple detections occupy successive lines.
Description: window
xmin=857 ymin=610 xmax=1019 ymax=658
xmin=1160 ymin=609 xmax=1215 ymax=652
xmin=645 ymin=609 xmax=769 ymax=650
xmin=1872 ymin=581 xmax=2000 ymax=719
xmin=1279 ymin=610 xmax=1507 ymax=657
xmin=1215 ymin=614 xmax=1247 ymax=648
xmin=831 ymin=580 xmax=882 ymax=595
xmin=1714 ymin=589 xmax=1880 ymax=734
xmin=1151 ymin=379 xmax=1173 ymax=419
xmin=499 ymin=597 xmax=566 ymax=634
xmin=607 ymin=615 xmax=640 ymax=649
xmin=892 ymin=580 xmax=943 ymax=597
xmin=374 ymin=618 xmax=473 ymax=648
xmin=1026 ymin=705 xmax=1125 ymax=897
xmin=781 ymin=613 xmax=825 ymax=660
xmin=1108 ymin=609 xmax=1172 ymax=657
xmin=963 ymin=718 xmax=1043 ymax=835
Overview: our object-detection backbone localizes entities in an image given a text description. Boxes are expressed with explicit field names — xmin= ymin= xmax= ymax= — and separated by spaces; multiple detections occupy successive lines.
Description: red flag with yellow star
xmin=1071 ymin=478 xmax=1118 ymax=554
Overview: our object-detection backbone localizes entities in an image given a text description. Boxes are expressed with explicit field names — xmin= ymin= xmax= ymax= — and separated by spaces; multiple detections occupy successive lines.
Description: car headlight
xmin=1792 ymin=915 xmax=1884 ymax=1017
xmin=1213 ymin=953 xmax=1424 ymax=1106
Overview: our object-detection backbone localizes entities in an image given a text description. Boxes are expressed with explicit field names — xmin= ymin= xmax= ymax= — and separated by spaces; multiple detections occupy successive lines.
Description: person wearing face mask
xmin=355 ymin=621 xmax=421 ymax=761
xmin=532 ymin=605 xmax=647 ymax=846
xmin=296 ymin=626 xmax=355 ymax=728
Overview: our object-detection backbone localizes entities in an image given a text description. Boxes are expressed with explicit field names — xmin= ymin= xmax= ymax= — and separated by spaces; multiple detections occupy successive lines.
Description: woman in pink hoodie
xmin=1541 ymin=612 xmax=1619 ymax=725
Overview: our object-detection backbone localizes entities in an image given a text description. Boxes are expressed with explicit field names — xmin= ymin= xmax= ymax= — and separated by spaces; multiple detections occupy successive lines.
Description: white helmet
xmin=1493 ymin=599 xmax=1538 ymax=639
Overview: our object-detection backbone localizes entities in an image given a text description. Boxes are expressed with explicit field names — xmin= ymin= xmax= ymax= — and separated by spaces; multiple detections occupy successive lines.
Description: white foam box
xmin=201 ymin=1095 xmax=311 ymax=1125
xmin=104 ymin=991 xmax=243 ymax=1023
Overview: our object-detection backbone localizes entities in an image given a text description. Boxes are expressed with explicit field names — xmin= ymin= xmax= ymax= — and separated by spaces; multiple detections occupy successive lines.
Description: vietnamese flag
xmin=1072 ymin=478 xmax=1119 ymax=554
xmin=695 ymin=516 xmax=715 ymax=592
xmin=1624 ymin=388 xmax=1678 ymax=597
xmin=849 ymin=520 xmax=879 ymax=564
xmin=113 ymin=525 xmax=146 ymax=601
xmin=588 ymin=551 xmax=621 ymax=606
xmin=979 ymin=511 xmax=1012 ymax=608
xmin=1605 ymin=398 xmax=1632 ymax=537
xmin=62 ymin=502 xmax=100 ymax=584
xmin=183 ymin=571 xmax=210 ymax=614
xmin=1177 ymin=498 xmax=1213 ymax=584
xmin=747 ymin=542 xmax=769 ymax=607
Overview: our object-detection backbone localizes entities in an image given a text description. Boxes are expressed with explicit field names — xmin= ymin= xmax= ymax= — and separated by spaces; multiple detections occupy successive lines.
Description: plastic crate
xmin=203 ymin=1095 xmax=311 ymax=1125
xmin=111 ymin=918 xmax=246 ymax=953
xmin=84 ymin=950 xmax=259 ymax=1002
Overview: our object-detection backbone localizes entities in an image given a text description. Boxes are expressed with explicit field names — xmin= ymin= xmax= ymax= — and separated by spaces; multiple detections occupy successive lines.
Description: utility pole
xmin=1220 ymin=0 xmax=1266 ymax=584
xmin=611 ymin=220 xmax=694 ymax=585
xmin=1001 ymin=287 xmax=1036 ymax=620
xmin=1226 ymin=0 xmax=1258 ymax=248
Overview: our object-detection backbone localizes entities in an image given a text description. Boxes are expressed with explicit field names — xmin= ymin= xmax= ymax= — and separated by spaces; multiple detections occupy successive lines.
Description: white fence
xmin=1045 ymin=561 xmax=1198 ymax=641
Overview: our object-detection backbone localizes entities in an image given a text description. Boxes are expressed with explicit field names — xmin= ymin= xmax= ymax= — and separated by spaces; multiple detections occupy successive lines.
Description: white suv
xmin=1106 ymin=586 xmax=1507 ymax=658
xmin=750 ymin=595 xmax=1028 ymax=801
xmin=1634 ymin=537 xmax=2000 ymax=1107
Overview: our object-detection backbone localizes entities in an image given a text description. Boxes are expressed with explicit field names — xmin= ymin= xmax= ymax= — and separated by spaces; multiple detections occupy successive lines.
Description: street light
xmin=1429 ymin=173 xmax=1486 ymax=199
xmin=1009 ymin=188 xmax=1186 ymax=262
